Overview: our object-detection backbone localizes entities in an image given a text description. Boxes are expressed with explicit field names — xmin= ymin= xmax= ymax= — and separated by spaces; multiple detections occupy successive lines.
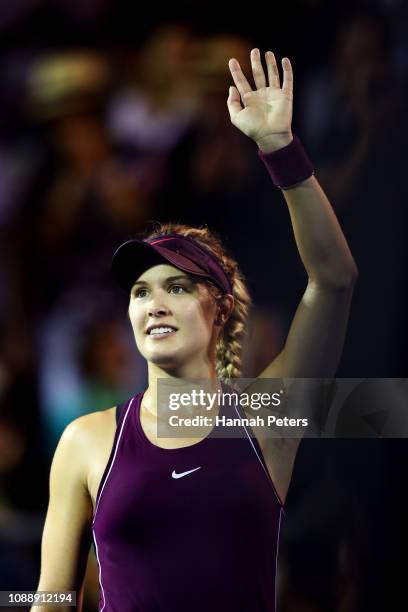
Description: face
xmin=128 ymin=264 xmax=221 ymax=374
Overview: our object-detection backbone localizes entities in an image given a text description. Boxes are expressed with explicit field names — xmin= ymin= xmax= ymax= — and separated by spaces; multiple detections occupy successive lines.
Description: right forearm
xmin=30 ymin=575 xmax=84 ymax=612
xmin=30 ymin=593 xmax=82 ymax=612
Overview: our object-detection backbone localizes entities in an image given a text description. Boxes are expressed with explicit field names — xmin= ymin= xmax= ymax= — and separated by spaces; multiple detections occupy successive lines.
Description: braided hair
xmin=145 ymin=222 xmax=251 ymax=381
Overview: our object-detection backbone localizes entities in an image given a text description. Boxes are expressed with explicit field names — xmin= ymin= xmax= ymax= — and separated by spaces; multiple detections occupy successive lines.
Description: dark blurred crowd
xmin=1 ymin=1 xmax=407 ymax=610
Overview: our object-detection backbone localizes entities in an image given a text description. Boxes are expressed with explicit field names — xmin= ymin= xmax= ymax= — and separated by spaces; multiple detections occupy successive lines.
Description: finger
xmin=228 ymin=58 xmax=252 ymax=98
xmin=281 ymin=57 xmax=294 ymax=94
xmin=250 ymin=48 xmax=266 ymax=90
xmin=265 ymin=51 xmax=280 ymax=88
xmin=227 ymin=86 xmax=243 ymax=121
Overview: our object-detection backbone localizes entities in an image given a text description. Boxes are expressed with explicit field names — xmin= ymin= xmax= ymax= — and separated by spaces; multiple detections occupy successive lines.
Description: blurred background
xmin=0 ymin=0 xmax=407 ymax=610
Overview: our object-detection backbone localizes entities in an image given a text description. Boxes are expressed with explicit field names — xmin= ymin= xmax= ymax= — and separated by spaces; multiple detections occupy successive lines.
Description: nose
xmin=148 ymin=291 xmax=170 ymax=317
xmin=146 ymin=287 xmax=172 ymax=318
xmin=148 ymin=306 xmax=170 ymax=317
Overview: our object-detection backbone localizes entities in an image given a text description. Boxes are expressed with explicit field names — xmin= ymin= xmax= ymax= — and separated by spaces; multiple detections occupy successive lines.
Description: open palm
xmin=227 ymin=49 xmax=293 ymax=151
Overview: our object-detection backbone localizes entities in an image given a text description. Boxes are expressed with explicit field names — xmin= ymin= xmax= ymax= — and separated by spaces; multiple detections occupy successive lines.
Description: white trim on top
xmin=92 ymin=398 xmax=134 ymax=524
xmin=232 ymin=401 xmax=283 ymax=507
xmin=91 ymin=397 xmax=134 ymax=612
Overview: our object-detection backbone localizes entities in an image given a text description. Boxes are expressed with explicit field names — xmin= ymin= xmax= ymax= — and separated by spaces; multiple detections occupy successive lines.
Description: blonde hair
xmin=145 ymin=222 xmax=251 ymax=381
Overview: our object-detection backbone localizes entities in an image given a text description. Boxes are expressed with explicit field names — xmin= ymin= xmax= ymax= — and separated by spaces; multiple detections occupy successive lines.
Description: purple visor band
xmin=111 ymin=234 xmax=233 ymax=294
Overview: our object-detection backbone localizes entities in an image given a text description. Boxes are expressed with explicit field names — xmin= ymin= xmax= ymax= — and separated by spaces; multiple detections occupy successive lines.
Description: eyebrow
xmin=132 ymin=275 xmax=192 ymax=287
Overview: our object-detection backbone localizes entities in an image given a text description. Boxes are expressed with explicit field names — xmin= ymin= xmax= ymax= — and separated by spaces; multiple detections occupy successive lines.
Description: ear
xmin=215 ymin=294 xmax=234 ymax=326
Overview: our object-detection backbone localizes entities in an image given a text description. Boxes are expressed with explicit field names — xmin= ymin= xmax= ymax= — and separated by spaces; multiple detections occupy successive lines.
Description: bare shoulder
xmin=61 ymin=407 xmax=116 ymax=455
xmin=58 ymin=407 xmax=117 ymax=504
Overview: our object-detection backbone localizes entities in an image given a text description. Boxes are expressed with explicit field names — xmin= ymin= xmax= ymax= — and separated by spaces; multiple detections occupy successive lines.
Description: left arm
xmin=227 ymin=50 xmax=358 ymax=502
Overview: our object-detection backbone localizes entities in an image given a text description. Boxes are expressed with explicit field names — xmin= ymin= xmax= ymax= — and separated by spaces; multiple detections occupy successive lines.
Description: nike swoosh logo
xmin=172 ymin=467 xmax=201 ymax=479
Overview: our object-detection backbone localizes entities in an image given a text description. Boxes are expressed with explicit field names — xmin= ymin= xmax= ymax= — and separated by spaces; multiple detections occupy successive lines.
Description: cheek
xmin=182 ymin=301 xmax=216 ymax=338
xmin=128 ymin=305 xmax=144 ymax=339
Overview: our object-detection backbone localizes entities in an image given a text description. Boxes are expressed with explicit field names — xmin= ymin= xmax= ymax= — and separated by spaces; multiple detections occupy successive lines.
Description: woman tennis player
xmin=33 ymin=49 xmax=358 ymax=612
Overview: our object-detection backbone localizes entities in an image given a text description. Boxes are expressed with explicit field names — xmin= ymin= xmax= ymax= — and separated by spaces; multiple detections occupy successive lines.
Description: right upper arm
xmin=32 ymin=416 xmax=95 ymax=611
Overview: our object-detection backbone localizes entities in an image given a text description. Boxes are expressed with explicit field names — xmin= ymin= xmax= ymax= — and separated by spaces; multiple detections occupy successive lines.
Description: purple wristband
xmin=258 ymin=135 xmax=314 ymax=189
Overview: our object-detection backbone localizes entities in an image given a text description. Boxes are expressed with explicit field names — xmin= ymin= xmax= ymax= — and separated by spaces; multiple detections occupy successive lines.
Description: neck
xmin=143 ymin=361 xmax=222 ymax=416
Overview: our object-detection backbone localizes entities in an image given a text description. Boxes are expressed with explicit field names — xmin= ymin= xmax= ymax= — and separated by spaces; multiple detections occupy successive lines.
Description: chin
xmin=147 ymin=344 xmax=203 ymax=372
xmin=148 ymin=353 xmax=178 ymax=367
xmin=145 ymin=346 xmax=185 ymax=367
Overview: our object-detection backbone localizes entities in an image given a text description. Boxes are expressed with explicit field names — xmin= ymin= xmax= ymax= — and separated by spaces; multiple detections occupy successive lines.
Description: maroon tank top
xmin=92 ymin=390 xmax=284 ymax=611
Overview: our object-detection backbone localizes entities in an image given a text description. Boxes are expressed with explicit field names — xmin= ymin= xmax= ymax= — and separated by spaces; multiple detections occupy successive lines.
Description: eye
xmin=132 ymin=287 xmax=149 ymax=298
xmin=169 ymin=284 xmax=187 ymax=294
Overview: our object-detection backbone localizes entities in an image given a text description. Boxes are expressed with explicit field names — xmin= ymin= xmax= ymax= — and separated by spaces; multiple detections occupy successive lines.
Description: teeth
xmin=150 ymin=327 xmax=176 ymax=335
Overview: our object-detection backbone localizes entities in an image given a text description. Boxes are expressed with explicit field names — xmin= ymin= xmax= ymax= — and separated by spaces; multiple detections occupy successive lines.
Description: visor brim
xmin=111 ymin=240 xmax=211 ymax=293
